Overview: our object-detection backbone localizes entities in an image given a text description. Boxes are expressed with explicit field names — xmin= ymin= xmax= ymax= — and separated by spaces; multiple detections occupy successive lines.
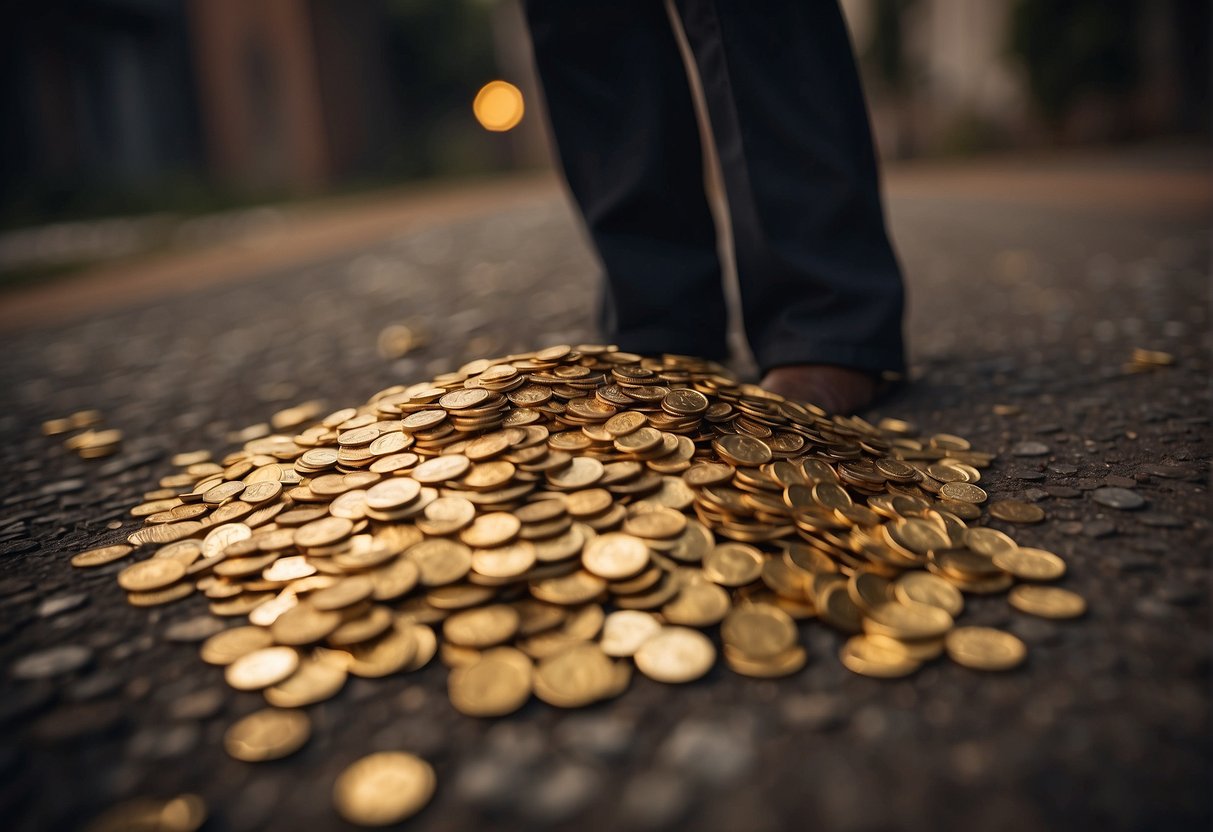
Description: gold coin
xmin=442 ymin=604 xmax=521 ymax=648
xmin=460 ymin=512 xmax=521 ymax=548
xmin=964 ymin=527 xmax=1017 ymax=557
xmin=547 ymin=456 xmax=605 ymax=489
xmin=863 ymin=601 xmax=954 ymax=640
xmin=723 ymin=643 xmax=807 ymax=678
xmin=1008 ymin=585 xmax=1087 ymax=619
xmin=310 ymin=575 xmax=375 ymax=611
xmin=945 ymin=626 xmax=1026 ymax=670
xmin=992 ymin=547 xmax=1067 ymax=581
xmin=721 ymin=604 xmax=797 ymax=659
xmin=713 ymin=434 xmax=772 ymax=466
xmin=633 ymin=627 xmax=715 ymax=684
xmin=894 ymin=571 xmax=965 ymax=617
xmin=224 ymin=708 xmax=311 ymax=762
xmin=937 ymin=481 xmax=987 ymax=504
xmin=225 ymin=646 xmax=300 ymax=690
xmin=599 ymin=610 xmax=662 ymax=657
xmin=702 ymin=543 xmax=764 ymax=587
xmin=448 ymin=649 xmax=532 ymax=717
xmin=582 ymin=533 xmax=650 ymax=580
xmin=840 ymin=635 xmax=921 ymax=678
xmin=346 ymin=620 xmax=418 ymax=678
xmin=661 ymin=582 xmax=730 ymax=627
xmin=71 ymin=543 xmax=133 ymax=568
xmin=294 ymin=517 xmax=355 ymax=548
xmin=332 ymin=751 xmax=436 ymax=826
xmin=117 ymin=558 xmax=186 ymax=592
xmin=271 ymin=603 xmax=343 ymax=646
xmin=534 ymin=643 xmax=616 ymax=707
xmin=987 ymin=500 xmax=1046 ymax=524
xmin=407 ymin=538 xmax=473 ymax=586
xmin=264 ymin=656 xmax=347 ymax=707
xmin=201 ymin=626 xmax=274 ymax=665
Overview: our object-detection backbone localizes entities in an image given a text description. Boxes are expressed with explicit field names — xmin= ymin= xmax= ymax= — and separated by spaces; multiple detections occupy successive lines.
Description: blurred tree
xmin=382 ymin=0 xmax=499 ymax=178
xmin=1009 ymin=0 xmax=1141 ymax=124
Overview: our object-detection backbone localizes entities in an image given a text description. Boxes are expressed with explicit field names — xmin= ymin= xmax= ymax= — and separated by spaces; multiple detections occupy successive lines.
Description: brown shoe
xmin=760 ymin=364 xmax=881 ymax=415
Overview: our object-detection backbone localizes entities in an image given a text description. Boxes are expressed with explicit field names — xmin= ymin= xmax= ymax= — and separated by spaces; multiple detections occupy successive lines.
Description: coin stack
xmin=71 ymin=345 xmax=1087 ymax=826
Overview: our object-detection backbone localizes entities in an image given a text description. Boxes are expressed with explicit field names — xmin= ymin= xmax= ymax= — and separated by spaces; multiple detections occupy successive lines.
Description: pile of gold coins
xmin=71 ymin=345 xmax=1086 ymax=827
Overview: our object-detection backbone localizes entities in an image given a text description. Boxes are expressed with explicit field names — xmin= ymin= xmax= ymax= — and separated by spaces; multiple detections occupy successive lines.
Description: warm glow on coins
xmin=72 ymin=343 xmax=1093 ymax=826
xmin=473 ymin=80 xmax=524 ymax=132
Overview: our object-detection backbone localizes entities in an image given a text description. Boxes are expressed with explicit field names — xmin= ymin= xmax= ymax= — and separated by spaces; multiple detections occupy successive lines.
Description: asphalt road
xmin=1 ymin=146 xmax=1209 ymax=832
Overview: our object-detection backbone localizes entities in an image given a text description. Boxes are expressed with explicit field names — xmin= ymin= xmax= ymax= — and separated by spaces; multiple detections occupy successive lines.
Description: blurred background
xmin=0 ymin=0 xmax=1208 ymax=286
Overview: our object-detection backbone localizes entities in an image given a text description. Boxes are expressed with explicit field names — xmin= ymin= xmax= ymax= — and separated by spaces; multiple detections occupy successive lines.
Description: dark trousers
xmin=524 ymin=0 xmax=905 ymax=375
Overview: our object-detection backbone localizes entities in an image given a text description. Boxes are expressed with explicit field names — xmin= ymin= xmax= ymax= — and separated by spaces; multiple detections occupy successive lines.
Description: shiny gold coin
xmin=407 ymin=538 xmax=473 ymax=586
xmin=992 ymin=547 xmax=1067 ymax=581
xmin=225 ymin=646 xmax=300 ymax=690
xmin=723 ymin=643 xmax=807 ymax=678
xmin=633 ymin=626 xmax=715 ymax=684
xmin=599 ymin=610 xmax=663 ymax=657
xmin=271 ymin=603 xmax=343 ymax=646
xmin=264 ymin=656 xmax=347 ymax=707
xmin=448 ymin=649 xmax=532 ymax=717
xmin=534 ymin=643 xmax=616 ymax=707
xmin=721 ymin=604 xmax=797 ymax=659
xmin=117 ymin=558 xmax=185 ymax=592
xmin=945 ymin=626 xmax=1026 ymax=670
xmin=894 ymin=571 xmax=965 ymax=617
xmin=964 ymin=526 xmax=1018 ymax=557
xmin=332 ymin=751 xmax=436 ymax=827
xmin=713 ymin=434 xmax=772 ymax=467
xmin=346 ymin=620 xmax=418 ymax=678
xmin=71 ymin=543 xmax=134 ymax=568
xmin=1008 ymin=585 xmax=1087 ymax=619
xmin=937 ymin=481 xmax=987 ymax=504
xmin=201 ymin=626 xmax=274 ymax=665
xmin=224 ymin=708 xmax=311 ymax=762
xmin=863 ymin=601 xmax=954 ymax=640
xmin=840 ymin=635 xmax=921 ymax=678
xmin=442 ymin=604 xmax=521 ymax=648
xmin=460 ymin=512 xmax=521 ymax=548
xmin=702 ymin=542 xmax=764 ymax=587
xmin=582 ymin=533 xmax=650 ymax=580
xmin=661 ymin=582 xmax=731 ymax=627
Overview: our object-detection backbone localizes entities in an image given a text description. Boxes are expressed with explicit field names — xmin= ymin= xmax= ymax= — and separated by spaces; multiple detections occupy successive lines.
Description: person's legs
xmin=673 ymin=0 xmax=905 ymax=408
xmin=525 ymin=0 xmax=728 ymax=360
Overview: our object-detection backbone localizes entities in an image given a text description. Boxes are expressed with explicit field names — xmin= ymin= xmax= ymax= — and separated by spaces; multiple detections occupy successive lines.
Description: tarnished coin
xmin=987 ymin=500 xmax=1045 ymax=524
xmin=224 ymin=708 xmax=311 ymax=761
xmin=333 ymin=751 xmax=436 ymax=826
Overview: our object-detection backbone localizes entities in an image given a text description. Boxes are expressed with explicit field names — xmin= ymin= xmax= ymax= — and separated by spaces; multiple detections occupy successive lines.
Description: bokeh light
xmin=473 ymin=80 xmax=525 ymax=132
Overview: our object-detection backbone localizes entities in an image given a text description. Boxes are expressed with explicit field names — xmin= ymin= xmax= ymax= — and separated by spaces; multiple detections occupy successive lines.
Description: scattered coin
xmin=224 ymin=708 xmax=311 ymax=761
xmin=945 ymin=627 xmax=1026 ymax=671
xmin=58 ymin=345 xmax=1091 ymax=820
xmin=1091 ymin=487 xmax=1146 ymax=510
xmin=1008 ymin=585 xmax=1088 ymax=619
xmin=333 ymin=751 xmax=436 ymax=826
